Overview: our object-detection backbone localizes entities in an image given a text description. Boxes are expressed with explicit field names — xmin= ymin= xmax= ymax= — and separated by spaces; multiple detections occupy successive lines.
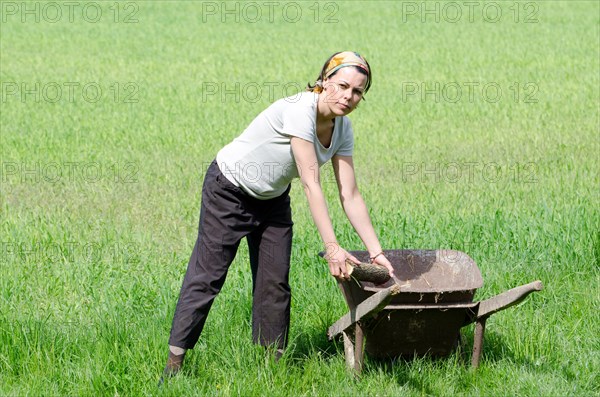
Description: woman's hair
xmin=306 ymin=51 xmax=372 ymax=95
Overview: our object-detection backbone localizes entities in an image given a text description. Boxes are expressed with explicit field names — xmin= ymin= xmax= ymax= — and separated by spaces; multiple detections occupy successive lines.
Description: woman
xmin=162 ymin=51 xmax=395 ymax=378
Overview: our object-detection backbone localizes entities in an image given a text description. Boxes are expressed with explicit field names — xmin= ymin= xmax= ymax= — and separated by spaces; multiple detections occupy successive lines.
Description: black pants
xmin=168 ymin=160 xmax=293 ymax=350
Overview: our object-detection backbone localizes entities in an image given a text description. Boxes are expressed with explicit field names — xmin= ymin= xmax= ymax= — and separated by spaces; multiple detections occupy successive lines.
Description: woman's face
xmin=321 ymin=67 xmax=368 ymax=116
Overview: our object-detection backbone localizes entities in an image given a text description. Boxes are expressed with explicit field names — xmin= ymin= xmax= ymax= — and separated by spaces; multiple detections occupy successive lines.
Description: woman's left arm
xmin=332 ymin=154 xmax=395 ymax=276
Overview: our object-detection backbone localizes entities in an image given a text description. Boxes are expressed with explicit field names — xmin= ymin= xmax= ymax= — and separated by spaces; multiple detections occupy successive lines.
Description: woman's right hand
xmin=324 ymin=243 xmax=360 ymax=280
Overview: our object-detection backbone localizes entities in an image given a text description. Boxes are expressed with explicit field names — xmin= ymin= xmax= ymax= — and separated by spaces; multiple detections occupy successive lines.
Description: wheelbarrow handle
xmin=327 ymin=284 xmax=401 ymax=340
xmin=477 ymin=280 xmax=543 ymax=319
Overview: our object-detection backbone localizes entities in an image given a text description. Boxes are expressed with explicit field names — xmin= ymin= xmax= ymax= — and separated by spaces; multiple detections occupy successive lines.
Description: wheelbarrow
xmin=322 ymin=249 xmax=543 ymax=373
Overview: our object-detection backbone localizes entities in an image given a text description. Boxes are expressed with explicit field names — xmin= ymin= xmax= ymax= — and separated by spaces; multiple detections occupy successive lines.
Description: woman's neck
xmin=315 ymin=94 xmax=335 ymax=148
xmin=316 ymin=93 xmax=335 ymax=127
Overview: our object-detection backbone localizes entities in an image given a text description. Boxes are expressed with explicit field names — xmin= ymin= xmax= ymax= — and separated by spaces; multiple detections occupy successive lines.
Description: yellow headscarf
xmin=314 ymin=51 xmax=370 ymax=93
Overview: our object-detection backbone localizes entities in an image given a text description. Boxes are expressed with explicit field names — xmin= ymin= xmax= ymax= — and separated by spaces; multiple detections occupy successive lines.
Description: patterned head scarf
xmin=313 ymin=51 xmax=371 ymax=94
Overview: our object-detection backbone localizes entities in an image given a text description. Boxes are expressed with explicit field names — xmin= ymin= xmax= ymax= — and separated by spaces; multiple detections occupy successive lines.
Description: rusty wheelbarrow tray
xmin=323 ymin=249 xmax=543 ymax=373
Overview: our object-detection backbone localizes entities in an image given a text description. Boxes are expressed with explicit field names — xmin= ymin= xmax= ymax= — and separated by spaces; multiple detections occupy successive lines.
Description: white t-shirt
xmin=216 ymin=91 xmax=354 ymax=199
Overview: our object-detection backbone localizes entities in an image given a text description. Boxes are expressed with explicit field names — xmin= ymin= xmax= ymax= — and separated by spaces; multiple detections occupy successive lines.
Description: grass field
xmin=1 ymin=1 xmax=599 ymax=396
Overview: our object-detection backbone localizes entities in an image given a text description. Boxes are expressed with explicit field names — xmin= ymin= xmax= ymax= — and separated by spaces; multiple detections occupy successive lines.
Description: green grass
xmin=1 ymin=1 xmax=599 ymax=395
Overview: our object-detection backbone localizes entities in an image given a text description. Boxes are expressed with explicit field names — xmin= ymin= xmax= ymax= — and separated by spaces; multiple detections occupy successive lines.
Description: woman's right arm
xmin=290 ymin=137 xmax=359 ymax=279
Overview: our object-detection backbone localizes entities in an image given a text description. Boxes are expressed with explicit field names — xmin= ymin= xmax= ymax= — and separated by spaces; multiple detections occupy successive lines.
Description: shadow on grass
xmin=355 ymin=328 xmax=536 ymax=389
xmin=285 ymin=323 xmax=339 ymax=364
xmin=475 ymin=328 xmax=539 ymax=368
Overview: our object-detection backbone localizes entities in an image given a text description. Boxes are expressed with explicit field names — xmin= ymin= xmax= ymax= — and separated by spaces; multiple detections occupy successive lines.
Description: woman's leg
xmin=247 ymin=198 xmax=293 ymax=350
xmin=168 ymin=232 xmax=242 ymax=349
xmin=165 ymin=162 xmax=255 ymax=372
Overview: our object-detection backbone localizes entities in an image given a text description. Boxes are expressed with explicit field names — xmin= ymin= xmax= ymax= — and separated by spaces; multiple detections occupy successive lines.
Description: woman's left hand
xmin=371 ymin=254 xmax=395 ymax=278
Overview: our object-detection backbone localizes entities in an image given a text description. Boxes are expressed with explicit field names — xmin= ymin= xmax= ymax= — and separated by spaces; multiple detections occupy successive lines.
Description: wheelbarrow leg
xmin=471 ymin=317 xmax=487 ymax=368
xmin=354 ymin=323 xmax=365 ymax=374
xmin=470 ymin=280 xmax=543 ymax=368
xmin=342 ymin=330 xmax=355 ymax=372
xmin=328 ymin=285 xmax=401 ymax=376
xmin=342 ymin=324 xmax=365 ymax=375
